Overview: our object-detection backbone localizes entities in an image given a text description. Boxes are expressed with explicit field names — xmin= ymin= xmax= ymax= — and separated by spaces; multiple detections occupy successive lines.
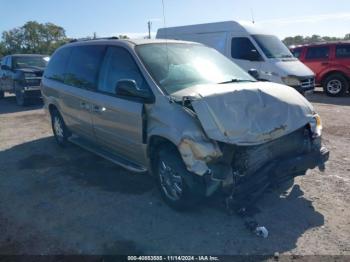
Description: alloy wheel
xmin=326 ymin=79 xmax=343 ymax=95
xmin=159 ymin=160 xmax=183 ymax=201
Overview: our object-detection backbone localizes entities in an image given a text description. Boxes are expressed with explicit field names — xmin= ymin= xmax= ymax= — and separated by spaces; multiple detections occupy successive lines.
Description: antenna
xmin=161 ymin=0 xmax=170 ymax=72
xmin=147 ymin=21 xmax=152 ymax=39
xmin=250 ymin=8 xmax=255 ymax=24
xmin=161 ymin=0 xmax=167 ymax=34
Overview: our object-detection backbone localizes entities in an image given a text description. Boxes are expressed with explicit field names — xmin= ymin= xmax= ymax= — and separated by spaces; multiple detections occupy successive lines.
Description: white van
xmin=157 ymin=21 xmax=315 ymax=94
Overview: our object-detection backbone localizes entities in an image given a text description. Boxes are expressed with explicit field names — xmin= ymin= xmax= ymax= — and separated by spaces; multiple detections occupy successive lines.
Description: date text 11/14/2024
xmin=127 ymin=256 xmax=220 ymax=261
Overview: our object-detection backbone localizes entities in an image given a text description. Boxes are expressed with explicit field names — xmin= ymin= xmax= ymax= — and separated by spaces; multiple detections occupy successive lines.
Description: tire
xmin=0 ymin=91 xmax=4 ymax=99
xmin=323 ymin=73 xmax=348 ymax=97
xmin=155 ymin=144 xmax=206 ymax=210
xmin=50 ymin=109 xmax=71 ymax=147
xmin=14 ymin=83 xmax=29 ymax=106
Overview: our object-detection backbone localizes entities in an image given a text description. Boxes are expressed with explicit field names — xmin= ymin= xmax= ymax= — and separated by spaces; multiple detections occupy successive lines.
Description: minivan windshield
xmin=136 ymin=43 xmax=255 ymax=94
xmin=252 ymin=34 xmax=294 ymax=59
xmin=13 ymin=55 xmax=49 ymax=69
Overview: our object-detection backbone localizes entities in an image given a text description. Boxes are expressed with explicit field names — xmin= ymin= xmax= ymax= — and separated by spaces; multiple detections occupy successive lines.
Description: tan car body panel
xmin=42 ymin=39 xmax=318 ymax=177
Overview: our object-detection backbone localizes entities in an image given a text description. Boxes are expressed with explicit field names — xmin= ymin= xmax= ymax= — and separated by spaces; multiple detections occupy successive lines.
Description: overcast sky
xmin=1 ymin=0 xmax=350 ymax=39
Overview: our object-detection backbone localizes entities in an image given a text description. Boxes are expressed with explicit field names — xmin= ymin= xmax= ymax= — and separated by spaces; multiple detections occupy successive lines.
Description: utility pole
xmin=147 ymin=21 xmax=152 ymax=39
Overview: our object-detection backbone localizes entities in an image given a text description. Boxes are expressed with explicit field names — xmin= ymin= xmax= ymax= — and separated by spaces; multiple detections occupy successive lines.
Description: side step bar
xmin=69 ymin=136 xmax=148 ymax=173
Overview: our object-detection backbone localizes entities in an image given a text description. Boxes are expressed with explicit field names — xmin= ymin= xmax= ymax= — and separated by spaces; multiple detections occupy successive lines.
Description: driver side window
xmin=98 ymin=46 xmax=147 ymax=94
xmin=231 ymin=37 xmax=262 ymax=61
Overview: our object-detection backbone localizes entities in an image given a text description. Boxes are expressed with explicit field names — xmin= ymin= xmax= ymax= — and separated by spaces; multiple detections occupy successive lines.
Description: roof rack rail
xmin=69 ymin=36 xmax=119 ymax=43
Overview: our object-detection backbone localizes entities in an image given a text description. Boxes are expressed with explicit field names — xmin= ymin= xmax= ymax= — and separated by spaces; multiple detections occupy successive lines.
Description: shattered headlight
xmin=282 ymin=76 xmax=301 ymax=86
xmin=309 ymin=114 xmax=322 ymax=138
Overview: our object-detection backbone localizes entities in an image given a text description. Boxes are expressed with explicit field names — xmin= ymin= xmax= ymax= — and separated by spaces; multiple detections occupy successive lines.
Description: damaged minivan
xmin=42 ymin=39 xmax=329 ymax=210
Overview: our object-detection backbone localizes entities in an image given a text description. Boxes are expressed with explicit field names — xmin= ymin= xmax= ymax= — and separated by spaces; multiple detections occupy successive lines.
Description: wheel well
xmin=48 ymin=104 xmax=58 ymax=116
xmin=148 ymin=136 xmax=178 ymax=174
xmin=321 ymin=71 xmax=349 ymax=86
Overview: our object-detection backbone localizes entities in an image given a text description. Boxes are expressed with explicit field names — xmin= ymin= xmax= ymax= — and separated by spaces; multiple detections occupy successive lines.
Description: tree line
xmin=0 ymin=21 xmax=69 ymax=57
xmin=0 ymin=21 xmax=128 ymax=58
xmin=1 ymin=21 xmax=350 ymax=57
xmin=282 ymin=34 xmax=350 ymax=47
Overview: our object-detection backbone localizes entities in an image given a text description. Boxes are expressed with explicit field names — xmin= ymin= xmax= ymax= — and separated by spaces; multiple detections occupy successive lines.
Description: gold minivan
xmin=42 ymin=38 xmax=329 ymax=210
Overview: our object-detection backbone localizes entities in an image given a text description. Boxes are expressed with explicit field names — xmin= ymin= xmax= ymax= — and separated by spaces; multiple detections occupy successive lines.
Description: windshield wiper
xmin=218 ymin=79 xmax=254 ymax=84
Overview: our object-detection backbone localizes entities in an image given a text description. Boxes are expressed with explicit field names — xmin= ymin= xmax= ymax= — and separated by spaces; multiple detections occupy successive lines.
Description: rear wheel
xmin=323 ymin=73 xmax=348 ymax=97
xmin=51 ymin=109 xmax=71 ymax=147
xmin=155 ymin=145 xmax=206 ymax=210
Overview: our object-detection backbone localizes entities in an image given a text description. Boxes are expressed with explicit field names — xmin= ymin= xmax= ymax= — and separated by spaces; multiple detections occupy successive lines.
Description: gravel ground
xmin=0 ymin=92 xmax=349 ymax=257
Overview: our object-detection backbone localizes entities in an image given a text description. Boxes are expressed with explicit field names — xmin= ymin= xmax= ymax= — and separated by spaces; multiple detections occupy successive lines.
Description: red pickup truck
xmin=291 ymin=42 xmax=350 ymax=96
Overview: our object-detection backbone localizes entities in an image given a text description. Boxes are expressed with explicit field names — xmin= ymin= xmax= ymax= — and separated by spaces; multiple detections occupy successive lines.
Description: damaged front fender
xmin=147 ymin=99 xmax=224 ymax=177
xmin=178 ymin=137 xmax=222 ymax=176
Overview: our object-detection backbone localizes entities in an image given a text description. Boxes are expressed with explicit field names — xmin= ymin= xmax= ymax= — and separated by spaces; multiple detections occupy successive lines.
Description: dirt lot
xmin=0 ymin=91 xmax=349 ymax=256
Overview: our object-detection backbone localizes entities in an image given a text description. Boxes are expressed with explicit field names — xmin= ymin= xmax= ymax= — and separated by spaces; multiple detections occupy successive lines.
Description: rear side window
xmin=305 ymin=46 xmax=329 ymax=60
xmin=291 ymin=48 xmax=302 ymax=58
xmin=44 ymin=48 xmax=71 ymax=82
xmin=231 ymin=37 xmax=262 ymax=61
xmin=65 ymin=45 xmax=105 ymax=90
xmin=336 ymin=44 xmax=350 ymax=58
xmin=98 ymin=46 xmax=146 ymax=94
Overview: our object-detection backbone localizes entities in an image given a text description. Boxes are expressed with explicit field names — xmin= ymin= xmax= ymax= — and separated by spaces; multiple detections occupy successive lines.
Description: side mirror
xmin=248 ymin=68 xmax=260 ymax=80
xmin=1 ymin=65 xmax=10 ymax=71
xmin=115 ymin=79 xmax=154 ymax=103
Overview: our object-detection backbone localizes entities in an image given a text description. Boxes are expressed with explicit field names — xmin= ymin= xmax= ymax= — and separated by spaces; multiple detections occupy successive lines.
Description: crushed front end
xmin=205 ymin=124 xmax=329 ymax=211
xmin=172 ymin=82 xmax=330 ymax=210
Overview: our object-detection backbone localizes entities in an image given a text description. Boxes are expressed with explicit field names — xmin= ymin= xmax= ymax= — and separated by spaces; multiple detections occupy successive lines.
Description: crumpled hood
xmin=173 ymin=81 xmax=315 ymax=145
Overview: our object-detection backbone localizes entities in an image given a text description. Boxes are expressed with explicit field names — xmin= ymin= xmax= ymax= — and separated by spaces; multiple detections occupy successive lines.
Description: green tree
xmin=0 ymin=21 xmax=69 ymax=56
xmin=118 ymin=35 xmax=129 ymax=39
xmin=283 ymin=34 xmax=348 ymax=47
xmin=0 ymin=42 xmax=7 ymax=57
xmin=283 ymin=35 xmax=305 ymax=46
xmin=2 ymin=27 xmax=23 ymax=54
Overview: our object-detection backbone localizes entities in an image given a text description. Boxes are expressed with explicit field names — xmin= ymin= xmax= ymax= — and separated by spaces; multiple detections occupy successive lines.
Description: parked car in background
xmin=42 ymin=38 xmax=328 ymax=210
xmin=0 ymin=54 xmax=49 ymax=105
xmin=291 ymin=42 xmax=350 ymax=96
xmin=157 ymin=21 xmax=315 ymax=94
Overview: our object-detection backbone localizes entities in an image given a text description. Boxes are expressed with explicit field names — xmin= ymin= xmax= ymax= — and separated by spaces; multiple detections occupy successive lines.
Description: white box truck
xmin=156 ymin=21 xmax=315 ymax=94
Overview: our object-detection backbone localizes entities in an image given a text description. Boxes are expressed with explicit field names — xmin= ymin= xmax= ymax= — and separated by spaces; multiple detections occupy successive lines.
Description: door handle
xmin=92 ymin=105 xmax=106 ymax=113
xmin=80 ymin=101 xmax=90 ymax=110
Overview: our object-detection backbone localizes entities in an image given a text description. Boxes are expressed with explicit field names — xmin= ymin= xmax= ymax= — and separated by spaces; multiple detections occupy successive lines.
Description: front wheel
xmin=323 ymin=73 xmax=348 ymax=97
xmin=51 ymin=109 xmax=71 ymax=147
xmin=155 ymin=145 xmax=206 ymax=210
